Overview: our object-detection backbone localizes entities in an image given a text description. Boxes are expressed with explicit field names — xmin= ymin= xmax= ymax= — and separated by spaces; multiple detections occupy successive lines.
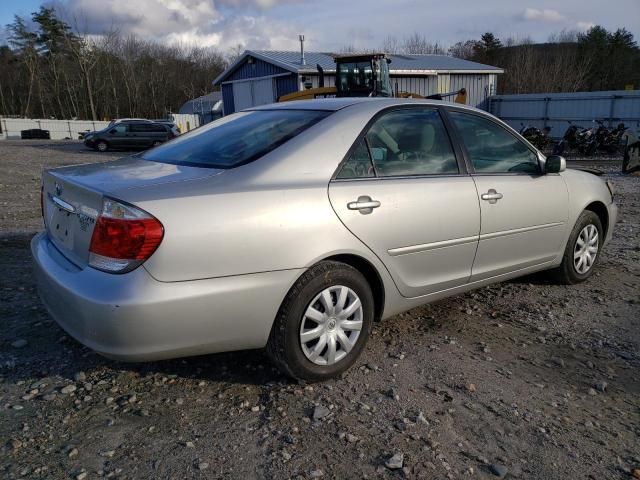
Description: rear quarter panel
xmin=113 ymin=104 xmax=398 ymax=293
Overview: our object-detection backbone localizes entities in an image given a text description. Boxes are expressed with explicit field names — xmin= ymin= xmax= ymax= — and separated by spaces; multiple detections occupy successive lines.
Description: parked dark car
xmin=83 ymin=121 xmax=171 ymax=152
xmin=21 ymin=128 xmax=50 ymax=139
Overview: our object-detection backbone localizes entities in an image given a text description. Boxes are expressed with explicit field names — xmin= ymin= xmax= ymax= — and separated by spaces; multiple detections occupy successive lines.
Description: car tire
xmin=267 ymin=261 xmax=374 ymax=382
xmin=552 ymin=210 xmax=603 ymax=284
xmin=152 ymin=141 xmax=162 ymax=147
xmin=96 ymin=141 xmax=108 ymax=152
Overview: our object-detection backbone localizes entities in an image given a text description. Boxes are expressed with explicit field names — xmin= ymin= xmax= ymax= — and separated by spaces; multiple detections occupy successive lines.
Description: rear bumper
xmin=31 ymin=232 xmax=302 ymax=361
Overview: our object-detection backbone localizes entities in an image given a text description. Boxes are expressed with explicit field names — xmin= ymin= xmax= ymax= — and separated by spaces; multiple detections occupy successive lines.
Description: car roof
xmin=247 ymin=97 xmax=483 ymax=114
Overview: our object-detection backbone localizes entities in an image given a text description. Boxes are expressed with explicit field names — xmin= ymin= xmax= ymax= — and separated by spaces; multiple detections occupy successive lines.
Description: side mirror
xmin=545 ymin=155 xmax=566 ymax=173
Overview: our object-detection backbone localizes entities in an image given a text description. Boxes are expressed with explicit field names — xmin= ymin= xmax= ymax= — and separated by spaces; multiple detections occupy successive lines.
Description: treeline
xmin=454 ymin=28 xmax=640 ymax=94
xmin=357 ymin=27 xmax=640 ymax=94
xmin=0 ymin=7 xmax=227 ymax=120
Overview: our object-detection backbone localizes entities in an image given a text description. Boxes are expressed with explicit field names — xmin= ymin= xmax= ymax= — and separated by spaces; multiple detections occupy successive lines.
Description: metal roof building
xmin=178 ymin=91 xmax=222 ymax=115
xmin=213 ymin=50 xmax=503 ymax=115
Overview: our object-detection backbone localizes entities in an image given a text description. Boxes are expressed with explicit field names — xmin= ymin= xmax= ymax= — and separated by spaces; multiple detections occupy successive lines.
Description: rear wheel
xmin=552 ymin=210 xmax=603 ymax=284
xmin=267 ymin=261 xmax=374 ymax=382
xmin=152 ymin=140 xmax=162 ymax=147
xmin=96 ymin=141 xmax=108 ymax=152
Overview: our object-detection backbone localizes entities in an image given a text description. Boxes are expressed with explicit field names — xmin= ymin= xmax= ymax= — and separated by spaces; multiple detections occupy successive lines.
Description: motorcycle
xmin=519 ymin=123 xmax=553 ymax=151
xmin=594 ymin=121 xmax=626 ymax=154
xmin=553 ymin=121 xmax=597 ymax=156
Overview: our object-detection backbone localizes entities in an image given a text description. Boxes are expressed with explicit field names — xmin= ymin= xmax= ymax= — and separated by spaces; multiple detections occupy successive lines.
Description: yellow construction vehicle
xmin=278 ymin=53 xmax=467 ymax=104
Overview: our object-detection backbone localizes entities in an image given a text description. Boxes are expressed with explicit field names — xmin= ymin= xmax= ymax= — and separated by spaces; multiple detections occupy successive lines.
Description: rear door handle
xmin=481 ymin=189 xmax=503 ymax=204
xmin=347 ymin=195 xmax=381 ymax=214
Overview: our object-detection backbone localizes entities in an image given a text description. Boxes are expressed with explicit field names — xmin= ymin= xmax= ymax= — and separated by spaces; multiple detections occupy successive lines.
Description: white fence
xmin=0 ymin=118 xmax=110 ymax=140
xmin=0 ymin=114 xmax=201 ymax=140
xmin=171 ymin=114 xmax=200 ymax=133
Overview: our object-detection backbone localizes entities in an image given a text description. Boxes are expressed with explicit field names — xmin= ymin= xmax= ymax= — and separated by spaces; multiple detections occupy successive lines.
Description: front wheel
xmin=96 ymin=140 xmax=108 ymax=152
xmin=552 ymin=211 xmax=603 ymax=284
xmin=267 ymin=261 xmax=374 ymax=382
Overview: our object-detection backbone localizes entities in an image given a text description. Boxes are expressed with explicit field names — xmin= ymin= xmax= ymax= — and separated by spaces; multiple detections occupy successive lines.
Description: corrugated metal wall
xmin=303 ymin=74 xmax=337 ymax=89
xmin=488 ymin=90 xmax=640 ymax=138
xmin=451 ymin=74 xmax=497 ymax=109
xmin=276 ymin=74 xmax=300 ymax=99
xmin=226 ymin=57 xmax=289 ymax=82
xmin=391 ymin=75 xmax=438 ymax=97
xmin=221 ymin=84 xmax=234 ymax=115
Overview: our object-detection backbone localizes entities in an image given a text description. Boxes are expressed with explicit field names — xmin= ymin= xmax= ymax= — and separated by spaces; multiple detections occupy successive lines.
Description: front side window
xmin=449 ymin=111 xmax=540 ymax=174
xmin=112 ymin=125 xmax=127 ymax=135
xmin=142 ymin=110 xmax=331 ymax=169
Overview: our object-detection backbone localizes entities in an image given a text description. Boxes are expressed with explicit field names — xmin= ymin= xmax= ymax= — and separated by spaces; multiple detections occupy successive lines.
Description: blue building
xmin=213 ymin=50 xmax=503 ymax=115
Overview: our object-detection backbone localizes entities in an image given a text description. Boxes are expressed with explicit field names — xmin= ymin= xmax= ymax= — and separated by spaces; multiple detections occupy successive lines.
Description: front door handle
xmin=347 ymin=195 xmax=381 ymax=214
xmin=481 ymin=189 xmax=503 ymax=204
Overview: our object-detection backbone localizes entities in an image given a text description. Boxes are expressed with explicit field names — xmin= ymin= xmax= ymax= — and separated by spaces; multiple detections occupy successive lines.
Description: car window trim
xmin=442 ymin=106 xmax=543 ymax=176
xmin=331 ymin=105 xmax=468 ymax=182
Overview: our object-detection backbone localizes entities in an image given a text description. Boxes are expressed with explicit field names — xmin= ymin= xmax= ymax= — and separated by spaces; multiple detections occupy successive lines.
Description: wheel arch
xmin=584 ymin=200 xmax=609 ymax=239
xmin=323 ymin=253 xmax=385 ymax=322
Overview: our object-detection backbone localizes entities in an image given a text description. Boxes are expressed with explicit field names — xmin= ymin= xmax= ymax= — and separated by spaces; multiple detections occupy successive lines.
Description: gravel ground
xmin=1 ymin=140 xmax=639 ymax=479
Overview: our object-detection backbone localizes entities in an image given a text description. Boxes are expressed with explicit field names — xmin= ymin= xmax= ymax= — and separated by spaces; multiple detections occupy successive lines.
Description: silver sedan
xmin=32 ymin=98 xmax=617 ymax=381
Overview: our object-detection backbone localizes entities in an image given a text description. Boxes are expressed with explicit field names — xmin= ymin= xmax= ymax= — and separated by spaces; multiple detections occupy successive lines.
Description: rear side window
xmin=142 ymin=110 xmax=331 ymax=168
xmin=337 ymin=139 xmax=375 ymax=179
xmin=130 ymin=123 xmax=151 ymax=132
xmin=449 ymin=111 xmax=540 ymax=174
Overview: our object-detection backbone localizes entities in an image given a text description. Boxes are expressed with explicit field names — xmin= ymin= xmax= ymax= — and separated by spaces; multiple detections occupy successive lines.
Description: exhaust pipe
xmin=299 ymin=34 xmax=306 ymax=65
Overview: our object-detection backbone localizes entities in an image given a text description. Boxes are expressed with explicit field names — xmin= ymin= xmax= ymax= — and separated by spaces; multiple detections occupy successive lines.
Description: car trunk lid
xmin=42 ymin=157 xmax=223 ymax=268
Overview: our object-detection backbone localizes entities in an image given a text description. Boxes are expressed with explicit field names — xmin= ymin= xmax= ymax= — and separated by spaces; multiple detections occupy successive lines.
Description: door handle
xmin=481 ymin=189 xmax=503 ymax=204
xmin=347 ymin=196 xmax=381 ymax=214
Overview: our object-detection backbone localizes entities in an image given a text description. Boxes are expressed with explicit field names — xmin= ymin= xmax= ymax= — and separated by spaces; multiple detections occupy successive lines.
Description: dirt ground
xmin=1 ymin=140 xmax=639 ymax=480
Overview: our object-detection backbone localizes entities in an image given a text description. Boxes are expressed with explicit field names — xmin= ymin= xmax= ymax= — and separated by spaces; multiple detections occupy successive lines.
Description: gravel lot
xmin=1 ymin=140 xmax=639 ymax=479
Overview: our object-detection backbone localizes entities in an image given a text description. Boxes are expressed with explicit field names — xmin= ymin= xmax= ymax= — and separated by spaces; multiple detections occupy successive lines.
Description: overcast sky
xmin=1 ymin=0 xmax=639 ymax=51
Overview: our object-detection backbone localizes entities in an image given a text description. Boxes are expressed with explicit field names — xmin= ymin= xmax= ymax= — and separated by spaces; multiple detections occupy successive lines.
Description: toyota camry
xmin=32 ymin=98 xmax=617 ymax=381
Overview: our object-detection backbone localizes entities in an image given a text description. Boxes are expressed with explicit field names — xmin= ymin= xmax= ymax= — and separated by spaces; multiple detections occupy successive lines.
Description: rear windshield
xmin=141 ymin=109 xmax=331 ymax=168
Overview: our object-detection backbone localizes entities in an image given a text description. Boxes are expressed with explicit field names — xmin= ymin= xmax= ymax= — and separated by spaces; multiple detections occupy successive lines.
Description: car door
xmin=128 ymin=122 xmax=153 ymax=148
xmin=447 ymin=110 xmax=568 ymax=281
xmin=329 ymin=107 xmax=480 ymax=298
xmin=107 ymin=124 xmax=131 ymax=148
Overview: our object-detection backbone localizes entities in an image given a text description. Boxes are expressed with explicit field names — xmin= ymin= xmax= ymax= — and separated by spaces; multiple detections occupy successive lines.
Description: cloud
xmin=57 ymin=0 xmax=303 ymax=50
xmin=577 ymin=21 xmax=596 ymax=31
xmin=522 ymin=8 xmax=565 ymax=22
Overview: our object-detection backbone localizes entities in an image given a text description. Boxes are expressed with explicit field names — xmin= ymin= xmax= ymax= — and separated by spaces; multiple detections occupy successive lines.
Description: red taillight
xmin=90 ymin=217 xmax=163 ymax=260
xmin=88 ymin=198 xmax=163 ymax=273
